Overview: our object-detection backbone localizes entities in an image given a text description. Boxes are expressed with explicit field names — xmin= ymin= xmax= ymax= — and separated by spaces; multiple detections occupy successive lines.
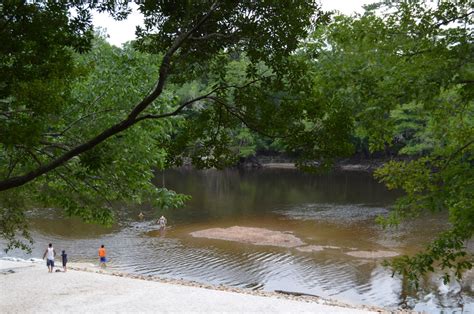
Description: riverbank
xmin=0 ymin=259 xmax=394 ymax=313
xmin=245 ymin=157 xmax=390 ymax=172
xmin=260 ymin=161 xmax=383 ymax=172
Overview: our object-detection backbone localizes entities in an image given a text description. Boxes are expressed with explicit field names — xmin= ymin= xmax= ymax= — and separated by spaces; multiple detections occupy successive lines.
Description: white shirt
xmin=158 ymin=216 xmax=167 ymax=227
xmin=46 ymin=247 xmax=54 ymax=261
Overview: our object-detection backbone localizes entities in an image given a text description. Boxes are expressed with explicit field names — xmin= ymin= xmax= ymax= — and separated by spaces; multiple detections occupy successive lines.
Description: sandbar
xmin=190 ymin=226 xmax=305 ymax=247
xmin=296 ymin=245 xmax=341 ymax=252
xmin=346 ymin=250 xmax=399 ymax=258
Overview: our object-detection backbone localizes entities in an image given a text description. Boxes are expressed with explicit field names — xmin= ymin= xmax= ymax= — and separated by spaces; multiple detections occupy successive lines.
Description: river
xmin=2 ymin=168 xmax=473 ymax=312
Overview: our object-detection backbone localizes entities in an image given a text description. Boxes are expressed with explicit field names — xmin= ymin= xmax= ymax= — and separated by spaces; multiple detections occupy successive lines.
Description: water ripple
xmin=274 ymin=203 xmax=389 ymax=223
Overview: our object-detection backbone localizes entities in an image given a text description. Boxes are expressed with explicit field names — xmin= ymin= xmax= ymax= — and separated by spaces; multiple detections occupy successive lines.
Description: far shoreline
xmin=260 ymin=162 xmax=383 ymax=172
xmin=236 ymin=156 xmax=400 ymax=173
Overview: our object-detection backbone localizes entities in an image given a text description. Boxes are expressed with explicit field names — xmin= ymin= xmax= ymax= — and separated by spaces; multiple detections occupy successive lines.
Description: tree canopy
xmin=0 ymin=0 xmax=473 ymax=286
xmin=0 ymin=0 xmax=323 ymax=249
xmin=305 ymin=0 xmax=473 ymax=284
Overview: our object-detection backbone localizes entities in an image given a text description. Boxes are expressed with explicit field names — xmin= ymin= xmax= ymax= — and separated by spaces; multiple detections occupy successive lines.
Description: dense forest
xmin=0 ymin=0 xmax=472 ymax=286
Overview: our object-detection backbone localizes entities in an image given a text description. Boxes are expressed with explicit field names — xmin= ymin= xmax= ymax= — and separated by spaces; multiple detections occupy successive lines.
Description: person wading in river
xmin=157 ymin=215 xmax=167 ymax=230
xmin=42 ymin=243 xmax=56 ymax=273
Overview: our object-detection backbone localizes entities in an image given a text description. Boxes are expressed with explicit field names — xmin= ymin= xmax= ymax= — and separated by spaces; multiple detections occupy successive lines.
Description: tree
xmin=0 ymin=0 xmax=325 ymax=250
xmin=2 ymin=0 xmax=471 ymax=288
xmin=305 ymin=0 xmax=473 ymax=285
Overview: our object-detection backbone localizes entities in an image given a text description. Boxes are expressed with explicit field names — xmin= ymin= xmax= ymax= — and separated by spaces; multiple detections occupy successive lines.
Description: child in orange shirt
xmin=99 ymin=245 xmax=107 ymax=268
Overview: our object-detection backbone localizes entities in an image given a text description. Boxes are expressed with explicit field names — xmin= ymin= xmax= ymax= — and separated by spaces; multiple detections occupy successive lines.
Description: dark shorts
xmin=100 ymin=257 xmax=107 ymax=263
xmin=46 ymin=259 xmax=54 ymax=267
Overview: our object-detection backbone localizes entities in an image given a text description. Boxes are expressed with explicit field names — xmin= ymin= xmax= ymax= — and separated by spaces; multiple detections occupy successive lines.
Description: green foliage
xmin=0 ymin=187 xmax=32 ymax=253
xmin=319 ymin=1 xmax=474 ymax=285
xmin=1 ymin=0 xmax=472 ymax=288
xmin=0 ymin=0 xmax=94 ymax=145
xmin=155 ymin=188 xmax=191 ymax=211
xmin=234 ymin=128 xmax=257 ymax=158
xmin=1 ymin=1 xmax=320 ymax=251
xmin=0 ymin=36 xmax=189 ymax=248
xmin=383 ymin=229 xmax=472 ymax=288
xmin=390 ymin=102 xmax=432 ymax=155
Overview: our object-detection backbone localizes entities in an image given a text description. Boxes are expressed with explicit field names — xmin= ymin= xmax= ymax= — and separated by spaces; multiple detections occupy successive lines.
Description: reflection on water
xmin=2 ymin=168 xmax=473 ymax=312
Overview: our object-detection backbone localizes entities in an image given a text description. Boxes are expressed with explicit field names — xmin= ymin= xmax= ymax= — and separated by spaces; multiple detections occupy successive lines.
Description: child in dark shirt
xmin=61 ymin=250 xmax=68 ymax=272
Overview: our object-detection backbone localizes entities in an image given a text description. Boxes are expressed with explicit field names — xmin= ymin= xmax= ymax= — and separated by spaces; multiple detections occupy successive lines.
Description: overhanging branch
xmin=0 ymin=2 xmax=219 ymax=192
xmin=134 ymin=88 xmax=220 ymax=122
xmin=207 ymin=96 xmax=284 ymax=139
xmin=134 ymin=76 xmax=269 ymax=122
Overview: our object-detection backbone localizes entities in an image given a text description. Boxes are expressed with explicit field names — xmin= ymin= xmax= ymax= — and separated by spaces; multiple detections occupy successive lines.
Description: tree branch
xmin=59 ymin=89 xmax=110 ymax=121
xmin=22 ymin=148 xmax=42 ymax=167
xmin=189 ymin=32 xmax=235 ymax=41
xmin=134 ymin=88 xmax=220 ymax=122
xmin=207 ymin=96 xmax=283 ymax=139
xmin=0 ymin=2 xmax=219 ymax=192
xmin=134 ymin=75 xmax=269 ymax=122
xmin=39 ymin=141 xmax=71 ymax=151
xmin=434 ymin=10 xmax=474 ymax=28
xmin=126 ymin=1 xmax=219 ymax=121
xmin=442 ymin=138 xmax=474 ymax=170
xmin=6 ymin=158 xmax=18 ymax=180
xmin=31 ymin=148 xmax=114 ymax=208
xmin=54 ymin=168 xmax=114 ymax=211
xmin=56 ymin=108 xmax=122 ymax=136
xmin=0 ymin=109 xmax=32 ymax=117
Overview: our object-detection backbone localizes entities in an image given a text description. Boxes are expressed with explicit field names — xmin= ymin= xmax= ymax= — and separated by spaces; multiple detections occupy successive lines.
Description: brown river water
xmin=2 ymin=168 xmax=473 ymax=312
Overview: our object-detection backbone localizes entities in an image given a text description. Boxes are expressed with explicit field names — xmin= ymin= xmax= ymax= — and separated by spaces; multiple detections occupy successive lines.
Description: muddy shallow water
xmin=2 ymin=168 xmax=473 ymax=312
